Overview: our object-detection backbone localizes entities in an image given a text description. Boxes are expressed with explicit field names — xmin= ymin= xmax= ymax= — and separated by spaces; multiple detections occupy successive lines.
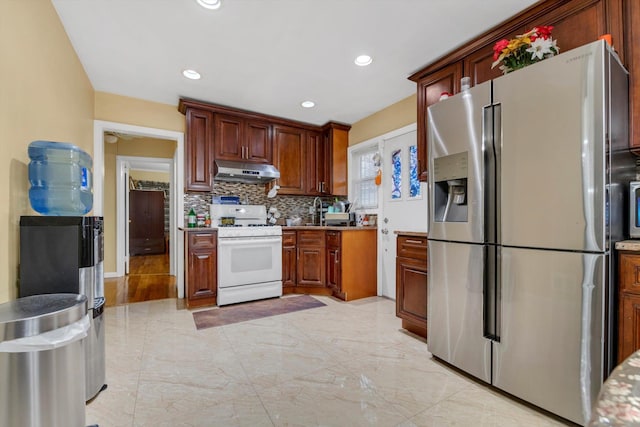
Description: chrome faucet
xmin=312 ymin=197 xmax=323 ymax=226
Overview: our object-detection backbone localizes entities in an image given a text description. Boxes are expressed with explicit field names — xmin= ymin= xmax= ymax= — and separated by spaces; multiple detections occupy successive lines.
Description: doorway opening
xmin=115 ymin=155 xmax=176 ymax=305
xmin=93 ymin=120 xmax=185 ymax=305
xmin=348 ymin=123 xmax=426 ymax=299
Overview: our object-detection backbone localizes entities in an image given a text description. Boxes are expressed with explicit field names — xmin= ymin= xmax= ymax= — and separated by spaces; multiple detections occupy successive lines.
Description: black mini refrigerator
xmin=19 ymin=216 xmax=106 ymax=402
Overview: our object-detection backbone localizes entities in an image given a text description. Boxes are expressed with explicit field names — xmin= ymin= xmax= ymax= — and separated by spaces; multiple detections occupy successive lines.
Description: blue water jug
xmin=28 ymin=140 xmax=93 ymax=215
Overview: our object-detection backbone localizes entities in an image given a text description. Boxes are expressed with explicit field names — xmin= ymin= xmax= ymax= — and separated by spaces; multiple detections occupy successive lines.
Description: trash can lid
xmin=0 ymin=293 xmax=87 ymax=342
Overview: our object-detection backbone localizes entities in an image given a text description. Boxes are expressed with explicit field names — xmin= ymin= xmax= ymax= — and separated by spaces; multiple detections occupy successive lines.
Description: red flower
xmin=534 ymin=25 xmax=554 ymax=40
xmin=493 ymin=39 xmax=509 ymax=60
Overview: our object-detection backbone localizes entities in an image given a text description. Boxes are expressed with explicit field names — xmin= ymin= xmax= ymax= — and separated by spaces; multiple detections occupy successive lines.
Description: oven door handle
xmin=218 ymin=237 xmax=282 ymax=246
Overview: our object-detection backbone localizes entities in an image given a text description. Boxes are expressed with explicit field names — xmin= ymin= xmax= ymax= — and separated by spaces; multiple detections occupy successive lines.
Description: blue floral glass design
xmin=409 ymin=145 xmax=420 ymax=198
xmin=391 ymin=149 xmax=401 ymax=199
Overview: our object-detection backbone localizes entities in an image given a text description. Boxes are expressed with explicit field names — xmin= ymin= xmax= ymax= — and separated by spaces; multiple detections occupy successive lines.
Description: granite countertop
xmin=589 ymin=350 xmax=640 ymax=426
xmin=616 ymin=240 xmax=640 ymax=251
xmin=179 ymin=227 xmax=217 ymax=232
xmin=283 ymin=225 xmax=377 ymax=231
xmin=179 ymin=226 xmax=376 ymax=232
xmin=394 ymin=231 xmax=428 ymax=237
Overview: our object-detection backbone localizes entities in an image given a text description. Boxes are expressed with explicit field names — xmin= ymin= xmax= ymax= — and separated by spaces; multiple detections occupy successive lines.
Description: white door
xmin=379 ymin=128 xmax=428 ymax=299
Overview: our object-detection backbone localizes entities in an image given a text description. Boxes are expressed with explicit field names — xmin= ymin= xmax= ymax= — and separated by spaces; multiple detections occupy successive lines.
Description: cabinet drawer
xmin=188 ymin=231 xmax=217 ymax=249
xmin=397 ymin=235 xmax=428 ymax=261
xmin=283 ymin=231 xmax=297 ymax=247
xmin=326 ymin=231 xmax=340 ymax=247
xmin=620 ymin=252 xmax=640 ymax=295
xmin=297 ymin=230 xmax=325 ymax=247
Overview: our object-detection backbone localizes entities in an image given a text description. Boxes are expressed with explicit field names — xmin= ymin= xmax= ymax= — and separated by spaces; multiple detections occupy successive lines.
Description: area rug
xmin=192 ymin=295 xmax=326 ymax=330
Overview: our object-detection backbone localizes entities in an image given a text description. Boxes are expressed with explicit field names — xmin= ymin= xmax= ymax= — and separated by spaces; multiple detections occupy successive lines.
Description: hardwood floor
xmin=104 ymin=253 xmax=178 ymax=307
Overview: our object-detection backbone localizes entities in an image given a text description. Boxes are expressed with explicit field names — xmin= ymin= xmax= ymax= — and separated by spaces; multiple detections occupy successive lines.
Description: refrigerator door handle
xmin=483 ymin=244 xmax=500 ymax=342
xmin=482 ymin=105 xmax=498 ymax=244
xmin=482 ymin=104 xmax=502 ymax=244
xmin=493 ymin=103 xmax=502 ymax=244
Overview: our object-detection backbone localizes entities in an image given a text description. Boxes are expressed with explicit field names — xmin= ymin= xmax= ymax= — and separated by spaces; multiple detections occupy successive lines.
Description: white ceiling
xmin=51 ymin=0 xmax=539 ymax=126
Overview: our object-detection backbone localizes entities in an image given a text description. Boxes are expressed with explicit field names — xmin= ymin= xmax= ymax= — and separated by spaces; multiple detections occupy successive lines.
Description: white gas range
xmin=210 ymin=204 xmax=282 ymax=306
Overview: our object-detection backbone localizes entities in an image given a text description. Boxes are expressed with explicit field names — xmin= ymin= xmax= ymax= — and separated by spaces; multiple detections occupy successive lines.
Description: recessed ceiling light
xmin=301 ymin=100 xmax=315 ymax=108
xmin=354 ymin=55 xmax=373 ymax=66
xmin=196 ymin=0 xmax=221 ymax=10
xmin=182 ymin=69 xmax=201 ymax=80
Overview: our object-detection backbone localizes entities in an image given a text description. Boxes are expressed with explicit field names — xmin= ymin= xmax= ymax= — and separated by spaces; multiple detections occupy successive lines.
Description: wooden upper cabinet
xmin=214 ymin=113 xmax=272 ymax=164
xmin=465 ymin=2 xmax=608 ymax=86
xmin=412 ymin=0 xmax=632 ymax=154
xmin=305 ymin=130 xmax=324 ymax=195
xmin=323 ymin=123 xmax=350 ymax=196
xmin=306 ymin=123 xmax=350 ymax=196
xmin=416 ymin=62 xmax=462 ymax=182
xmin=464 ymin=33 xmax=523 ymax=86
xmin=185 ymin=108 xmax=214 ymax=192
xmin=180 ymin=99 xmax=351 ymax=195
xmin=215 ymin=114 xmax=243 ymax=159
xmin=273 ymin=125 xmax=306 ymax=195
xmin=245 ymin=120 xmax=272 ymax=163
xmin=626 ymin=0 xmax=640 ymax=151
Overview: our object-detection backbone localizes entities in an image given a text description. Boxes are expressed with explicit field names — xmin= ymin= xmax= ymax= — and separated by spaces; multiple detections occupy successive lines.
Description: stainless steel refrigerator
xmin=427 ymin=40 xmax=635 ymax=425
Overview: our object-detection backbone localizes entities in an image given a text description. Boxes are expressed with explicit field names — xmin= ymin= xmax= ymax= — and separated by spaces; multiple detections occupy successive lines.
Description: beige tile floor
xmin=86 ymin=296 xmax=569 ymax=426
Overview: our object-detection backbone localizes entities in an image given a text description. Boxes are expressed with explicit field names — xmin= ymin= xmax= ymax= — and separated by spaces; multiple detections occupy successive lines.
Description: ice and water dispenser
xmin=433 ymin=151 xmax=469 ymax=222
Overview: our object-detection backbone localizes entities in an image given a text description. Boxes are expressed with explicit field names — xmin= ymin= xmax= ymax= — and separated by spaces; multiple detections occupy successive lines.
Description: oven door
xmin=217 ymin=236 xmax=283 ymax=288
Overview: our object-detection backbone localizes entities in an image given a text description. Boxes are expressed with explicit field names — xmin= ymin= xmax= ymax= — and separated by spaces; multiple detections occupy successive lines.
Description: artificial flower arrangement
xmin=491 ymin=25 xmax=559 ymax=74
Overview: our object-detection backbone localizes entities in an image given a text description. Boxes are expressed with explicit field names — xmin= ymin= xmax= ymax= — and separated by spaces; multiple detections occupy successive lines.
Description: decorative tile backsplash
xmin=184 ymin=182 xmax=346 ymax=224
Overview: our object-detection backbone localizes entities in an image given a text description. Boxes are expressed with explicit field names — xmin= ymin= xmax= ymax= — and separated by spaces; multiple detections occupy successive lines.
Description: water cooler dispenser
xmin=19 ymin=216 xmax=107 ymax=401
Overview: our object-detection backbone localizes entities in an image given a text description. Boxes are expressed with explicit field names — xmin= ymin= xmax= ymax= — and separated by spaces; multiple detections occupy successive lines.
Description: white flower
xmin=527 ymin=37 xmax=555 ymax=60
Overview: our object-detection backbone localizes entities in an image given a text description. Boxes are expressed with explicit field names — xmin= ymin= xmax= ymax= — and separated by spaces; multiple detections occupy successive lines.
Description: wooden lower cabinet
xmin=618 ymin=251 xmax=640 ymax=363
xmin=396 ymin=234 xmax=428 ymax=339
xmin=282 ymin=231 xmax=297 ymax=290
xmin=326 ymin=231 xmax=341 ymax=295
xmin=184 ymin=230 xmax=217 ymax=308
xmin=282 ymin=228 xmax=377 ymax=300
xmin=297 ymin=230 xmax=325 ymax=287
xmin=326 ymin=229 xmax=377 ymax=301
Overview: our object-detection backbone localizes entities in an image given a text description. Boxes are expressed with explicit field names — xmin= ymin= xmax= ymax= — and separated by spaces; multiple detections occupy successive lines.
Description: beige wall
xmin=95 ymin=92 xmax=185 ymax=133
xmin=103 ymin=137 xmax=176 ymax=273
xmin=349 ymin=94 xmax=416 ymax=145
xmin=0 ymin=0 xmax=95 ymax=303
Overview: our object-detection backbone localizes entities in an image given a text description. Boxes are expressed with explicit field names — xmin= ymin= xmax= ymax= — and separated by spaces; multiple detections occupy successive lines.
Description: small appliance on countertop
xmin=324 ymin=212 xmax=356 ymax=226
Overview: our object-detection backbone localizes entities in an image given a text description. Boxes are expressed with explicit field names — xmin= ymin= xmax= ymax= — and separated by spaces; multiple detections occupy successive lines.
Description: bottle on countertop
xmin=187 ymin=208 xmax=196 ymax=228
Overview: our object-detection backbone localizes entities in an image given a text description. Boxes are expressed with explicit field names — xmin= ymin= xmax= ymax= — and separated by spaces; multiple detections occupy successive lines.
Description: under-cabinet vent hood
xmin=213 ymin=160 xmax=280 ymax=184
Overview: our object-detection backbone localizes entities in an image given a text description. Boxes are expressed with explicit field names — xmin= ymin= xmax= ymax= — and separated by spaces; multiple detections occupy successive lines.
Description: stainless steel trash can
xmin=0 ymin=293 xmax=89 ymax=427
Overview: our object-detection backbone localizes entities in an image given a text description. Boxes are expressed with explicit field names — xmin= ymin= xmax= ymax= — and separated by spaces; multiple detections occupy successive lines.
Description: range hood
xmin=213 ymin=159 xmax=280 ymax=184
